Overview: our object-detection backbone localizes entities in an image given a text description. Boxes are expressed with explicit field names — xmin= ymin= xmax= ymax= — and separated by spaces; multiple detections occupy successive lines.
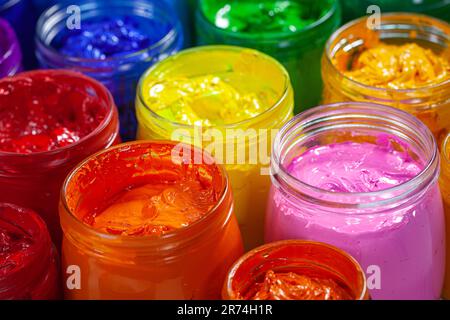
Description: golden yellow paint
xmin=340 ymin=43 xmax=450 ymax=90
xmin=136 ymin=46 xmax=294 ymax=250
xmin=143 ymin=75 xmax=279 ymax=127
xmin=441 ymin=135 xmax=450 ymax=299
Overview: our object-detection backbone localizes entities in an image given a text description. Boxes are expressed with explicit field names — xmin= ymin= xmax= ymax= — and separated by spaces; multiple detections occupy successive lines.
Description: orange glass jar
xmin=60 ymin=141 xmax=243 ymax=299
xmin=441 ymin=134 xmax=450 ymax=299
xmin=322 ymin=13 xmax=450 ymax=146
xmin=223 ymin=240 xmax=368 ymax=300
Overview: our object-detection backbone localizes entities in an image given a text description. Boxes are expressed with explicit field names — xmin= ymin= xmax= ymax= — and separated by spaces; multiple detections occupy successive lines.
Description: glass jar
xmin=340 ymin=0 xmax=450 ymax=23
xmin=60 ymin=141 xmax=244 ymax=299
xmin=223 ymin=240 xmax=369 ymax=300
xmin=165 ymin=0 xmax=197 ymax=47
xmin=441 ymin=134 xmax=450 ymax=299
xmin=322 ymin=13 xmax=450 ymax=147
xmin=0 ymin=0 xmax=37 ymax=69
xmin=266 ymin=102 xmax=445 ymax=300
xmin=136 ymin=46 xmax=294 ymax=250
xmin=196 ymin=0 xmax=341 ymax=112
xmin=35 ymin=0 xmax=184 ymax=140
xmin=0 ymin=70 xmax=119 ymax=245
xmin=0 ymin=17 xmax=21 ymax=77
xmin=0 ymin=203 xmax=60 ymax=300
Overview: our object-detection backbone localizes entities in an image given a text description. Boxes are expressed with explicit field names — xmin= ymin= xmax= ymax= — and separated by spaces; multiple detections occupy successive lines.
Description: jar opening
xmin=272 ymin=102 xmax=439 ymax=209
xmin=444 ymin=134 xmax=450 ymax=164
xmin=224 ymin=240 xmax=367 ymax=300
xmin=36 ymin=0 xmax=182 ymax=67
xmin=61 ymin=141 xmax=230 ymax=250
xmin=198 ymin=0 xmax=339 ymax=40
xmin=325 ymin=13 xmax=450 ymax=94
xmin=137 ymin=45 xmax=291 ymax=132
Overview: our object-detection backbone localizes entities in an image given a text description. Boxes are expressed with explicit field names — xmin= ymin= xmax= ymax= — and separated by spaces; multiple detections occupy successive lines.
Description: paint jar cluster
xmin=0 ymin=0 xmax=450 ymax=301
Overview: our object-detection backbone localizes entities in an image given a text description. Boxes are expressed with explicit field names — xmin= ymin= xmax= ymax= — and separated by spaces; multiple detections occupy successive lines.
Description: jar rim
xmin=137 ymin=45 xmax=291 ymax=130
xmin=60 ymin=140 xmax=232 ymax=249
xmin=0 ymin=0 xmax=21 ymax=11
xmin=0 ymin=69 xmax=117 ymax=158
xmin=324 ymin=12 xmax=450 ymax=94
xmin=197 ymin=0 xmax=340 ymax=41
xmin=272 ymin=102 xmax=439 ymax=210
xmin=223 ymin=240 xmax=368 ymax=300
xmin=35 ymin=0 xmax=181 ymax=65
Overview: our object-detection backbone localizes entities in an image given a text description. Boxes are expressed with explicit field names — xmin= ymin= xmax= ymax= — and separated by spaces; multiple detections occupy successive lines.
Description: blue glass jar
xmin=165 ymin=0 xmax=197 ymax=47
xmin=0 ymin=0 xmax=37 ymax=69
xmin=35 ymin=0 xmax=184 ymax=140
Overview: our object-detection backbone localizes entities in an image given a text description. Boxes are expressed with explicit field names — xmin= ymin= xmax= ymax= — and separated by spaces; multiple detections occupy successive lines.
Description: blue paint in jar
xmin=35 ymin=0 xmax=184 ymax=140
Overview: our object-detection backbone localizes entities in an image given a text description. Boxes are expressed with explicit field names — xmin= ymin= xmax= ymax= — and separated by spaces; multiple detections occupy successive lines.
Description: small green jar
xmin=341 ymin=0 xmax=450 ymax=23
xmin=196 ymin=0 xmax=341 ymax=113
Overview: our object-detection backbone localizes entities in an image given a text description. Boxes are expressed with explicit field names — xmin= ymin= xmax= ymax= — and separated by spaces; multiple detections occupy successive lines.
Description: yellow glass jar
xmin=136 ymin=46 xmax=294 ymax=250
xmin=441 ymin=134 xmax=450 ymax=299
xmin=322 ymin=13 xmax=450 ymax=146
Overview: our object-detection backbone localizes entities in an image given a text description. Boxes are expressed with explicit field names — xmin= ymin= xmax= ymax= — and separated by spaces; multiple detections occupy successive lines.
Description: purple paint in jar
xmin=0 ymin=17 xmax=21 ymax=77
xmin=265 ymin=102 xmax=445 ymax=300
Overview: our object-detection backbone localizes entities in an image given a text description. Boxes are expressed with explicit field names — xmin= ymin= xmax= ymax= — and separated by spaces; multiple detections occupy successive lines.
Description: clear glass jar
xmin=223 ymin=240 xmax=369 ymax=300
xmin=196 ymin=0 xmax=341 ymax=111
xmin=0 ymin=0 xmax=37 ymax=69
xmin=0 ymin=17 xmax=21 ymax=77
xmin=60 ymin=141 xmax=243 ymax=299
xmin=136 ymin=45 xmax=294 ymax=250
xmin=340 ymin=0 xmax=450 ymax=23
xmin=266 ymin=102 xmax=445 ymax=300
xmin=0 ymin=70 xmax=119 ymax=245
xmin=441 ymin=134 xmax=450 ymax=299
xmin=35 ymin=0 xmax=184 ymax=140
xmin=322 ymin=13 xmax=450 ymax=146
xmin=0 ymin=203 xmax=60 ymax=300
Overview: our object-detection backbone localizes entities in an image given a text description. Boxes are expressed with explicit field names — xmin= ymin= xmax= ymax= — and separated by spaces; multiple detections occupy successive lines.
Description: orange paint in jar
xmin=60 ymin=141 xmax=243 ymax=299
xmin=322 ymin=13 xmax=450 ymax=145
xmin=223 ymin=240 xmax=368 ymax=300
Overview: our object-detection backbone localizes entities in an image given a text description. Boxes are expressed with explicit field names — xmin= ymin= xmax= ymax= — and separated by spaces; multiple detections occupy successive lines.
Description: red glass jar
xmin=0 ymin=70 xmax=119 ymax=245
xmin=223 ymin=240 xmax=368 ymax=300
xmin=0 ymin=203 xmax=59 ymax=300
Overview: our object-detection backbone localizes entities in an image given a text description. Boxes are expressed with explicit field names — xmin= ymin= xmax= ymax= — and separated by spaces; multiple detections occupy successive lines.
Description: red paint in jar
xmin=0 ymin=70 xmax=119 ymax=245
xmin=0 ymin=203 xmax=59 ymax=299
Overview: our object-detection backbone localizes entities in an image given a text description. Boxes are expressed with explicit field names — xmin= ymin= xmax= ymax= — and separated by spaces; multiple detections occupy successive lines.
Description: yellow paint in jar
xmin=322 ymin=13 xmax=450 ymax=146
xmin=441 ymin=134 xmax=450 ymax=299
xmin=136 ymin=46 xmax=294 ymax=250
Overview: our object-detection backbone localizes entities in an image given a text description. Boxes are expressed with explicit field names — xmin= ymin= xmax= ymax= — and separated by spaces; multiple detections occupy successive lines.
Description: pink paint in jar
xmin=265 ymin=102 xmax=445 ymax=300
